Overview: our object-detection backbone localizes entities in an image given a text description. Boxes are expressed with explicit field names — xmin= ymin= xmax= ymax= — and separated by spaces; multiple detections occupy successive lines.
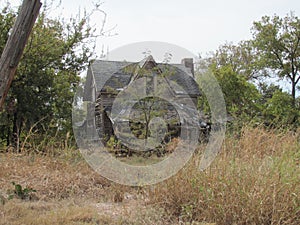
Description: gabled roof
xmin=90 ymin=60 xmax=132 ymax=92
xmin=132 ymin=55 xmax=161 ymax=81
xmin=84 ymin=56 xmax=200 ymax=101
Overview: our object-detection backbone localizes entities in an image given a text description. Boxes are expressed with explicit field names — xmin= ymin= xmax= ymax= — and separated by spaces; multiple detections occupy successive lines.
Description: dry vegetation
xmin=149 ymin=126 xmax=300 ymax=224
xmin=0 ymin=126 xmax=299 ymax=224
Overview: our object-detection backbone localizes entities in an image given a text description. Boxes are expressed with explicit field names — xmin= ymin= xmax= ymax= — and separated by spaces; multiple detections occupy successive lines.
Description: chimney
xmin=181 ymin=58 xmax=194 ymax=77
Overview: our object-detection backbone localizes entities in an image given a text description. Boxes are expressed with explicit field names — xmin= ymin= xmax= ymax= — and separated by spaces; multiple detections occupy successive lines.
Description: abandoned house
xmin=83 ymin=55 xmax=202 ymax=147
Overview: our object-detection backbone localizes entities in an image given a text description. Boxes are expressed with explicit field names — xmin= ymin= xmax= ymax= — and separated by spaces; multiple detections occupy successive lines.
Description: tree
xmin=198 ymin=64 xmax=261 ymax=124
xmin=197 ymin=14 xmax=300 ymax=129
xmin=0 ymin=0 xmax=41 ymax=109
xmin=251 ymin=12 xmax=300 ymax=107
xmin=0 ymin=5 xmax=15 ymax=54
xmin=209 ymin=41 xmax=260 ymax=80
xmin=197 ymin=43 xmax=262 ymax=129
xmin=263 ymin=90 xmax=298 ymax=126
xmin=257 ymin=83 xmax=283 ymax=105
xmin=0 ymin=2 xmax=103 ymax=150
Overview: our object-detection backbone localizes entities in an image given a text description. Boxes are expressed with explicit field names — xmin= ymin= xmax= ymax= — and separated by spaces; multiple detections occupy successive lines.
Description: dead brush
xmin=0 ymin=153 xmax=111 ymax=201
xmin=237 ymin=125 xmax=299 ymax=159
xmin=147 ymin=126 xmax=300 ymax=225
xmin=165 ymin=137 xmax=181 ymax=154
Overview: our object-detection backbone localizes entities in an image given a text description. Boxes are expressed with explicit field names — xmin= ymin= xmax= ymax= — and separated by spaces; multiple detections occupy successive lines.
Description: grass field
xmin=0 ymin=126 xmax=299 ymax=224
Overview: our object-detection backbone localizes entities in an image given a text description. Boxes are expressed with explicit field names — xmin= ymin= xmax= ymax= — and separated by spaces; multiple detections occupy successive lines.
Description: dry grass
xmin=0 ymin=151 xmax=164 ymax=224
xmin=0 ymin=199 xmax=114 ymax=225
xmin=0 ymin=126 xmax=299 ymax=224
xmin=0 ymin=153 xmax=120 ymax=223
xmin=0 ymin=198 xmax=171 ymax=225
xmin=148 ymin=126 xmax=300 ymax=224
xmin=0 ymin=153 xmax=110 ymax=201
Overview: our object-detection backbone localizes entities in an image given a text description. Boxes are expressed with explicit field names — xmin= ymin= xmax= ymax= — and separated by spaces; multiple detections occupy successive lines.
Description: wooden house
xmin=83 ymin=56 xmax=201 ymax=144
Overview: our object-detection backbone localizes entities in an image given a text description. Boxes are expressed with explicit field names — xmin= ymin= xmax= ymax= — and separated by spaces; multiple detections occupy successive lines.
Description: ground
xmin=0 ymin=153 xmax=210 ymax=224
xmin=0 ymin=126 xmax=299 ymax=224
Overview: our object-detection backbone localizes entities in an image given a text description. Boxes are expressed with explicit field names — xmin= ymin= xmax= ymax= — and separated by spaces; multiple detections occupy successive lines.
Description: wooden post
xmin=0 ymin=0 xmax=42 ymax=110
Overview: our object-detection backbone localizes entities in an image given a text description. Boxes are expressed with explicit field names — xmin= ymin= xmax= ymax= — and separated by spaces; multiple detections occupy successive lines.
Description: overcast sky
xmin=6 ymin=0 xmax=300 ymax=62
xmin=3 ymin=0 xmax=299 ymax=94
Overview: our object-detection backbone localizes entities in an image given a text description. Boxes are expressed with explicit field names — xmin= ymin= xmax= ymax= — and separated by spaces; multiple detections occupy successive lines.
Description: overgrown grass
xmin=0 ymin=152 xmax=110 ymax=201
xmin=148 ymin=126 xmax=300 ymax=224
xmin=0 ymin=126 xmax=299 ymax=224
xmin=0 ymin=200 xmax=112 ymax=225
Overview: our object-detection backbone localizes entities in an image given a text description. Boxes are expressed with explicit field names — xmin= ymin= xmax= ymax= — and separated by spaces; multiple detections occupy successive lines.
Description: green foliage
xmin=263 ymin=90 xmax=299 ymax=126
xmin=0 ymin=1 xmax=298 ymax=151
xmin=0 ymin=4 xmax=15 ymax=53
xmin=197 ymin=59 xmax=261 ymax=131
xmin=211 ymin=41 xmax=259 ymax=80
xmin=212 ymin=64 xmax=261 ymax=118
xmin=106 ymin=136 xmax=121 ymax=152
xmin=0 ymin=1 xmax=99 ymax=150
xmin=198 ymin=13 xmax=300 ymax=131
xmin=251 ymin=12 xmax=300 ymax=105
xmin=8 ymin=182 xmax=36 ymax=200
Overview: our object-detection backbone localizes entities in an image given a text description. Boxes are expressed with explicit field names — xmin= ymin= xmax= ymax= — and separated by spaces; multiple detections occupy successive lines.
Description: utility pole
xmin=0 ymin=0 xmax=42 ymax=109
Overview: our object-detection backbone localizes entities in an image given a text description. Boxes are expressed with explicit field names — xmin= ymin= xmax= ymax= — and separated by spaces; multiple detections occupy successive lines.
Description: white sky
xmin=6 ymin=0 xmax=300 ymax=61
xmin=3 ymin=0 xmax=299 ymax=93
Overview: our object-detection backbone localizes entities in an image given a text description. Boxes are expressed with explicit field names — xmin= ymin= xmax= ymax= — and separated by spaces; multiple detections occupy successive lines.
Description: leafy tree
xmin=204 ymin=64 xmax=261 ymax=123
xmin=0 ymin=5 xmax=15 ymax=54
xmin=198 ymin=14 xmax=300 ymax=129
xmin=197 ymin=45 xmax=262 ymax=129
xmin=258 ymin=83 xmax=283 ymax=105
xmin=0 ymin=2 xmax=102 ymax=150
xmin=209 ymin=41 xmax=260 ymax=80
xmin=0 ymin=5 xmax=16 ymax=146
xmin=263 ymin=90 xmax=299 ymax=126
xmin=251 ymin=12 xmax=300 ymax=107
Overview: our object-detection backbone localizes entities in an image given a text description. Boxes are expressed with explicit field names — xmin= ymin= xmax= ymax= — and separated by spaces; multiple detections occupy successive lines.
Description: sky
xmin=6 ymin=0 xmax=300 ymax=63
xmin=3 ymin=0 xmax=300 ymax=94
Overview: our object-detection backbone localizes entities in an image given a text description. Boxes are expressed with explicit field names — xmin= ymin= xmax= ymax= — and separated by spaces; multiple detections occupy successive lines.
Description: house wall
xmin=95 ymin=92 xmax=116 ymax=140
xmin=83 ymin=67 xmax=99 ymax=140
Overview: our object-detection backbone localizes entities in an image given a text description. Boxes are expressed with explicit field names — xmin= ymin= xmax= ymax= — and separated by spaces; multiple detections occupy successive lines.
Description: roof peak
xmin=138 ymin=55 xmax=156 ymax=67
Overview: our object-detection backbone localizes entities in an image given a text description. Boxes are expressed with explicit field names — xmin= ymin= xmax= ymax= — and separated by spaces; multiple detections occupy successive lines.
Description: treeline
xmin=0 ymin=2 xmax=98 ymax=151
xmin=0 ymin=1 xmax=299 ymax=152
xmin=197 ymin=12 xmax=300 ymax=132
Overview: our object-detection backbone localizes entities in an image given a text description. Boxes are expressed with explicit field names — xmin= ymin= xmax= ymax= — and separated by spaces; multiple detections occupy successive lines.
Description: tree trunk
xmin=12 ymin=112 xmax=19 ymax=151
xmin=10 ymin=110 xmax=24 ymax=152
xmin=291 ymin=79 xmax=296 ymax=108
xmin=6 ymin=113 xmax=11 ymax=146
xmin=0 ymin=0 xmax=42 ymax=110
